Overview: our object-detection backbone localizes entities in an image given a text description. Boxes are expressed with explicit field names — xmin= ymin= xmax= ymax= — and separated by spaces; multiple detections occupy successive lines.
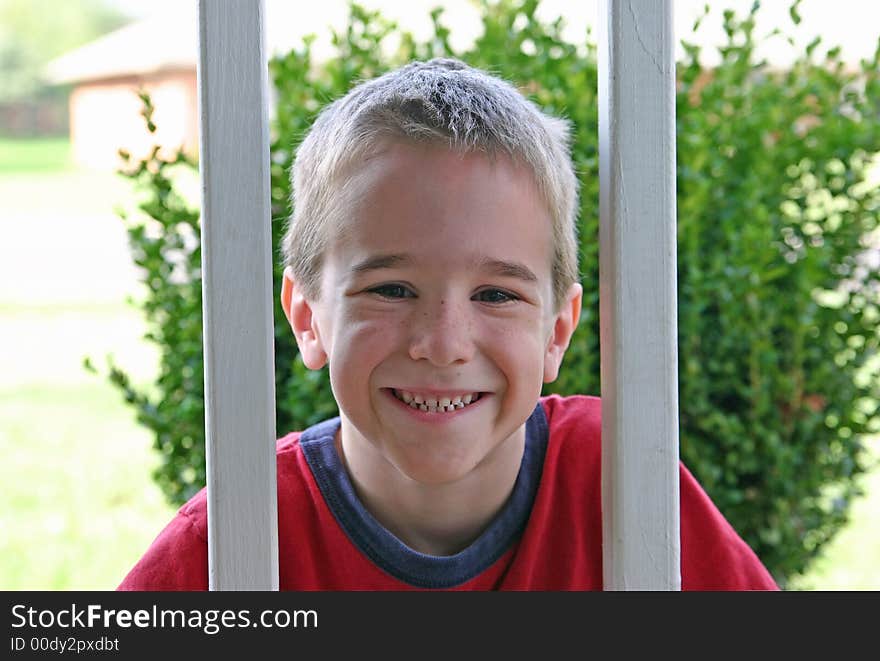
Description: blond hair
xmin=281 ymin=58 xmax=579 ymax=309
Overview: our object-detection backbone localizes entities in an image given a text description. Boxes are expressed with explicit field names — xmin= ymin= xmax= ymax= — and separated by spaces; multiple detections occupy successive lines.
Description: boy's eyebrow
xmin=350 ymin=253 xmax=413 ymax=274
xmin=479 ymin=258 xmax=538 ymax=283
xmin=349 ymin=253 xmax=538 ymax=283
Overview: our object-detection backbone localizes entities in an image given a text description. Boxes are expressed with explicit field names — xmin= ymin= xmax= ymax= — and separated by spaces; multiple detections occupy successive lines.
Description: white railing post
xmin=197 ymin=0 xmax=279 ymax=590
xmin=598 ymin=0 xmax=681 ymax=590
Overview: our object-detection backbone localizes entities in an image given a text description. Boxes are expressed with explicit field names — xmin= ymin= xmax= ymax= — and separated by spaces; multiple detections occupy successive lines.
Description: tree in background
xmin=0 ymin=0 xmax=128 ymax=101
xmin=96 ymin=0 xmax=880 ymax=586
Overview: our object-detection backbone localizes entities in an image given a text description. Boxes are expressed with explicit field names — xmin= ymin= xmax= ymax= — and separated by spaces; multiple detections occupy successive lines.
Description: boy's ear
xmin=543 ymin=282 xmax=583 ymax=383
xmin=280 ymin=267 xmax=328 ymax=370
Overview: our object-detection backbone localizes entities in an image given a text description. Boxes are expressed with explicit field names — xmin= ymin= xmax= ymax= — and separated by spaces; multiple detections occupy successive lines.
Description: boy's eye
xmin=473 ymin=288 xmax=519 ymax=304
xmin=367 ymin=284 xmax=414 ymax=299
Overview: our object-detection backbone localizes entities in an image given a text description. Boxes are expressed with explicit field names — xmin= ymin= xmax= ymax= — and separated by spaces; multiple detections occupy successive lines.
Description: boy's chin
xmin=382 ymin=423 xmax=484 ymax=480
xmin=382 ymin=428 xmax=526 ymax=489
xmin=383 ymin=447 xmax=482 ymax=487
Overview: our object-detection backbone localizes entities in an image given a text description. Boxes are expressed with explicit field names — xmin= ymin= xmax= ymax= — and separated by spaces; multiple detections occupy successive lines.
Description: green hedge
xmin=93 ymin=0 xmax=880 ymax=586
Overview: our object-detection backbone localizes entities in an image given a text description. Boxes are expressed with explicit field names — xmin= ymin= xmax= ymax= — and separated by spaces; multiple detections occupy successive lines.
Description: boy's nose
xmin=408 ymin=299 xmax=476 ymax=366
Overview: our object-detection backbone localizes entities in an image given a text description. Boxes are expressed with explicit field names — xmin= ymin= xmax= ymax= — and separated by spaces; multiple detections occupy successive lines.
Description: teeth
xmin=394 ymin=389 xmax=480 ymax=413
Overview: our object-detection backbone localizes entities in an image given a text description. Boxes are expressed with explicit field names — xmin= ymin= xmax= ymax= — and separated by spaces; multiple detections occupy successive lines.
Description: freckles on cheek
xmin=486 ymin=315 xmax=543 ymax=345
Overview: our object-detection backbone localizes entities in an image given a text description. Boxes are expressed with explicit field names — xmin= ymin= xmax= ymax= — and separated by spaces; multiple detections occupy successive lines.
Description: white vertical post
xmin=598 ymin=0 xmax=681 ymax=590
xmin=197 ymin=0 xmax=279 ymax=590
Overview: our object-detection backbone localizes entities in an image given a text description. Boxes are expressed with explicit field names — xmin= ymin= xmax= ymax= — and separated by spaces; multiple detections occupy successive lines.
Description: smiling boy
xmin=119 ymin=58 xmax=778 ymax=590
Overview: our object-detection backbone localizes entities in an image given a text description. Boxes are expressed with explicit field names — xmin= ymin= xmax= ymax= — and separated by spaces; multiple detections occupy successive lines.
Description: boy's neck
xmin=334 ymin=422 xmax=526 ymax=557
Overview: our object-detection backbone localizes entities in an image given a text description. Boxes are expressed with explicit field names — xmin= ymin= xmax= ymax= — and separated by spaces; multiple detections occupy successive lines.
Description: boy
xmin=119 ymin=58 xmax=777 ymax=590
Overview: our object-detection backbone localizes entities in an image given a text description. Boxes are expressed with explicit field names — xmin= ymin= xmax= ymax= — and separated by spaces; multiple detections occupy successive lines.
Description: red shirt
xmin=119 ymin=395 xmax=778 ymax=590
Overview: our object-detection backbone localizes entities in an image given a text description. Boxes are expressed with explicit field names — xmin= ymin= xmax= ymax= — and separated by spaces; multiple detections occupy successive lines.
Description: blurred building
xmin=43 ymin=0 xmax=483 ymax=170
xmin=44 ymin=7 xmax=199 ymax=169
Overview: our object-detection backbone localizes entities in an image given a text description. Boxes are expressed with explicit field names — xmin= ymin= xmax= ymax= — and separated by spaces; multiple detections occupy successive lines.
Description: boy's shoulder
xmin=169 ymin=430 xmax=308 ymax=534
xmin=539 ymin=393 xmax=601 ymax=429
xmin=117 ymin=430 xmax=311 ymax=591
xmin=539 ymin=394 xmax=777 ymax=589
xmin=276 ymin=429 xmax=305 ymax=454
xmin=143 ymin=431 xmax=308 ymax=529
xmin=539 ymin=393 xmax=603 ymax=456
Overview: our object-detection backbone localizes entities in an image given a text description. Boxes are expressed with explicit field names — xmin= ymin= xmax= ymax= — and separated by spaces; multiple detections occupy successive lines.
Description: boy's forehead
xmin=324 ymin=141 xmax=556 ymax=292
xmin=339 ymin=142 xmax=545 ymax=225
xmin=341 ymin=143 xmax=546 ymax=223
xmin=344 ymin=139 xmax=533 ymax=193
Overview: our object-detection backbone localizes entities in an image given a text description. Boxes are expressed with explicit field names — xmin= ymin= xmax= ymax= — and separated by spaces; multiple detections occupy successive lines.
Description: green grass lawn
xmin=0 ymin=304 xmax=174 ymax=590
xmin=0 ymin=380 xmax=173 ymax=590
xmin=787 ymin=440 xmax=880 ymax=590
xmin=0 ymin=156 xmax=178 ymax=590
xmin=0 ymin=137 xmax=73 ymax=173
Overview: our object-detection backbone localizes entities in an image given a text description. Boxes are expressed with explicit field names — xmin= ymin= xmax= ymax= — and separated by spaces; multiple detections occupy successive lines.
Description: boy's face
xmin=282 ymin=141 xmax=581 ymax=486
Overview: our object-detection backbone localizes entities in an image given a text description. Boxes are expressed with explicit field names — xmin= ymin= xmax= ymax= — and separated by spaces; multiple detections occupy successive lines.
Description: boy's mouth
xmin=390 ymin=388 xmax=483 ymax=413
